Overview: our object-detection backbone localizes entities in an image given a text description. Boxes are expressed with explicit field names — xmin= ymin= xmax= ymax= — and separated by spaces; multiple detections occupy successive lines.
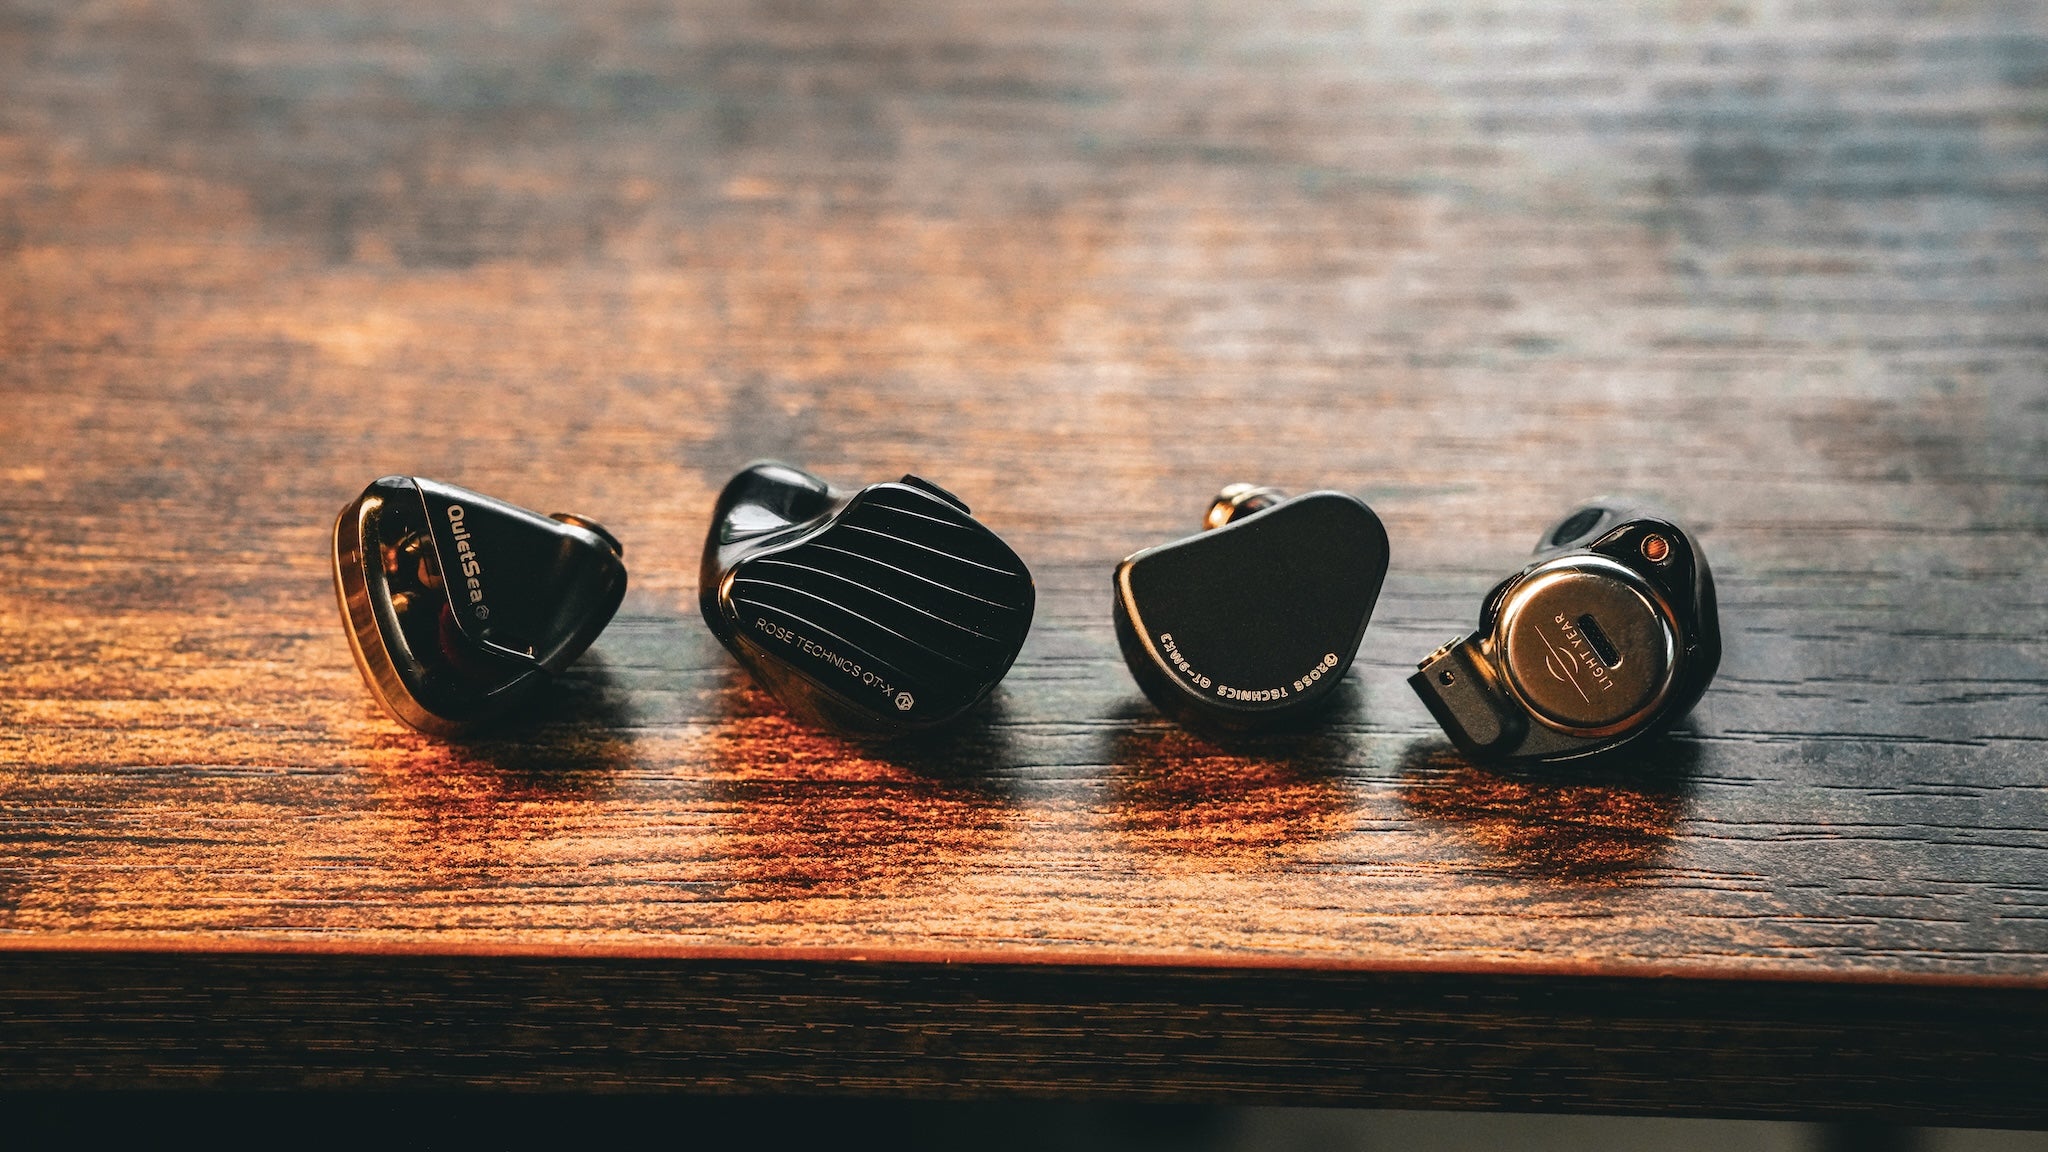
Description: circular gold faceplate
xmin=1495 ymin=559 xmax=1678 ymax=736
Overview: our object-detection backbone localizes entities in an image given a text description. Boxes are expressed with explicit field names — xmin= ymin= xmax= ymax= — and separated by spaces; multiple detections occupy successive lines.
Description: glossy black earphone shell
xmin=1113 ymin=490 xmax=1389 ymax=734
xmin=333 ymin=475 xmax=627 ymax=737
xmin=699 ymin=461 xmax=1036 ymax=736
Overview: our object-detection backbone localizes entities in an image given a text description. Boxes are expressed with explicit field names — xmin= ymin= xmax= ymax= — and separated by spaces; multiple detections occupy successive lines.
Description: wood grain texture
xmin=3 ymin=952 xmax=2047 ymax=1127
xmin=0 ymin=0 xmax=2045 ymax=1121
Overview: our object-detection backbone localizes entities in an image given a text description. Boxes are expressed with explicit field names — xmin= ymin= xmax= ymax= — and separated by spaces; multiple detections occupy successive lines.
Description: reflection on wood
xmin=1397 ymin=740 xmax=1696 ymax=884
xmin=1106 ymin=714 xmax=1356 ymax=863
xmin=700 ymin=685 xmax=1019 ymax=902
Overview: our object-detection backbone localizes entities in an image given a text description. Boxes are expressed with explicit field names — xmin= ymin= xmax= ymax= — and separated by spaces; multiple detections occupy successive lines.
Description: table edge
xmin=0 ymin=934 xmax=2040 ymax=989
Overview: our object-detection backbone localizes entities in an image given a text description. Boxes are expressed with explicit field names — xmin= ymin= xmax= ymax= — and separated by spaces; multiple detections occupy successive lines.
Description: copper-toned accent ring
xmin=1204 ymin=484 xmax=1289 ymax=531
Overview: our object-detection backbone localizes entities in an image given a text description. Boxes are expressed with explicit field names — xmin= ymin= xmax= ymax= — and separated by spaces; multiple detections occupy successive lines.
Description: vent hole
xmin=1550 ymin=507 xmax=1605 ymax=547
xmin=1577 ymin=613 xmax=1622 ymax=668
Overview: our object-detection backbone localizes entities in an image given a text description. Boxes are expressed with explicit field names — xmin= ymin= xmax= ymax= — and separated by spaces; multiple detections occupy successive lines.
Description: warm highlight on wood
xmin=1 ymin=0 xmax=2044 ymax=1124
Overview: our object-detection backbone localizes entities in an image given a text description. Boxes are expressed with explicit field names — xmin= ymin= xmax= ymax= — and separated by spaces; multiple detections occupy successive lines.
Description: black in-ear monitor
xmin=700 ymin=462 xmax=1035 ymax=735
xmin=333 ymin=476 xmax=627 ymax=737
xmin=1410 ymin=498 xmax=1719 ymax=763
xmin=1114 ymin=484 xmax=1390 ymax=732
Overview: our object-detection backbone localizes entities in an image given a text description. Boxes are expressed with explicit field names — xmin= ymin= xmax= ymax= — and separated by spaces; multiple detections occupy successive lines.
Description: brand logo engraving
xmin=1290 ymin=652 xmax=1340 ymax=694
xmin=1540 ymin=628 xmax=1590 ymax=702
xmin=1540 ymin=613 xmax=1616 ymax=702
xmin=1157 ymin=632 xmax=1212 ymax=690
xmin=1164 ymin=635 xmax=1338 ymax=704
xmin=446 ymin=504 xmax=488 ymax=621
xmin=753 ymin=615 xmax=900 ymax=703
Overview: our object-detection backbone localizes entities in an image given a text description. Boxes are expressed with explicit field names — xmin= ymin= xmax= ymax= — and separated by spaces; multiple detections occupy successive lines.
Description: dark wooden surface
xmin=1 ymin=0 xmax=2045 ymax=1125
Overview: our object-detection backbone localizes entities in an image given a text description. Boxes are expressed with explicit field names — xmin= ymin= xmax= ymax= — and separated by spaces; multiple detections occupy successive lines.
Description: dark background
xmin=7 ymin=1095 xmax=2048 ymax=1149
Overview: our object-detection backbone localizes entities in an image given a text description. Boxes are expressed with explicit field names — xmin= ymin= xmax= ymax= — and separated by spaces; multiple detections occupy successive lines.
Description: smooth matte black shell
xmin=1114 ymin=491 xmax=1388 ymax=733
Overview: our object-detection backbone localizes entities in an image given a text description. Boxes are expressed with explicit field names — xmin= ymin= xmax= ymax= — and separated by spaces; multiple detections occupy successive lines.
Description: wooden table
xmin=2 ymin=0 xmax=2044 ymax=1127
